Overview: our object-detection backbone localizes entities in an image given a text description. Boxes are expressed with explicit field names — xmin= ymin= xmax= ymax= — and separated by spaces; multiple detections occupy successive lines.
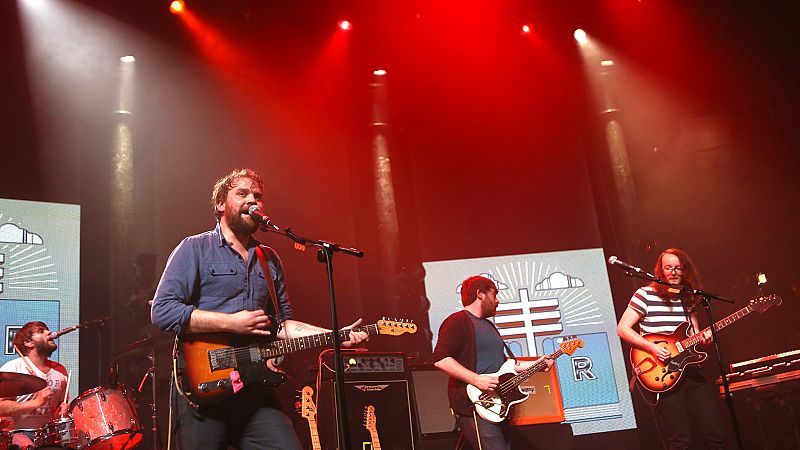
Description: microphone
xmin=607 ymin=256 xmax=648 ymax=274
xmin=247 ymin=205 xmax=281 ymax=231
xmin=51 ymin=325 xmax=79 ymax=339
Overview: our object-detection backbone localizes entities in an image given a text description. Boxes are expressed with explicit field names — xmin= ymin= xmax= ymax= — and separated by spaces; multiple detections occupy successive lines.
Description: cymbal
xmin=0 ymin=372 xmax=47 ymax=397
xmin=112 ymin=333 xmax=174 ymax=360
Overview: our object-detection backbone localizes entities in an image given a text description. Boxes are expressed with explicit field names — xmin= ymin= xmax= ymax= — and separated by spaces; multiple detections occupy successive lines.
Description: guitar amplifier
xmin=509 ymin=356 xmax=565 ymax=425
xmin=340 ymin=352 xmax=408 ymax=379
xmin=317 ymin=352 xmax=420 ymax=449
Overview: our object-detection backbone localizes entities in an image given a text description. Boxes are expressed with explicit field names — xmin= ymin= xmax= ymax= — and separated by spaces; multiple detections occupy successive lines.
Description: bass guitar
xmin=174 ymin=318 xmax=416 ymax=408
xmin=466 ymin=337 xmax=584 ymax=423
xmin=363 ymin=405 xmax=381 ymax=450
xmin=300 ymin=386 xmax=322 ymax=450
xmin=631 ymin=294 xmax=781 ymax=393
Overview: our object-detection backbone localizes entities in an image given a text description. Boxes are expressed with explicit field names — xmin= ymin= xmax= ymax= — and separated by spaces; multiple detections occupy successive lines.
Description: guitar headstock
xmin=363 ymin=405 xmax=377 ymax=432
xmin=376 ymin=318 xmax=417 ymax=336
xmin=559 ymin=336 xmax=584 ymax=356
xmin=301 ymin=386 xmax=317 ymax=420
xmin=749 ymin=294 xmax=782 ymax=313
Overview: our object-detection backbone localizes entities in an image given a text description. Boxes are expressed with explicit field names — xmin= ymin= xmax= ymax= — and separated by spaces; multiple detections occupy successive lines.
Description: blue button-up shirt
xmin=151 ymin=223 xmax=293 ymax=335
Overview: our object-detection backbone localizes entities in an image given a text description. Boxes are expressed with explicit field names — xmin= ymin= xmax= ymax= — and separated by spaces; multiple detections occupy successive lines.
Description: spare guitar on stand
xmin=300 ymin=386 xmax=322 ymax=450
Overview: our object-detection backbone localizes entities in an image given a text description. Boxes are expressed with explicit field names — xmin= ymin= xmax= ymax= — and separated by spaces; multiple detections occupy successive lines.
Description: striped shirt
xmin=628 ymin=286 xmax=692 ymax=335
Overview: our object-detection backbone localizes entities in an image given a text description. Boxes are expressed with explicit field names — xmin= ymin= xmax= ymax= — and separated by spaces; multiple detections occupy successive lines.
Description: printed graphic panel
xmin=0 ymin=198 xmax=80 ymax=398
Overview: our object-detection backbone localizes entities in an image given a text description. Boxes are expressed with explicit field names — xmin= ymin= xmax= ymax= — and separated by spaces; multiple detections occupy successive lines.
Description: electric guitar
xmin=173 ymin=318 xmax=416 ymax=407
xmin=300 ymin=386 xmax=322 ymax=450
xmin=631 ymin=294 xmax=781 ymax=393
xmin=363 ymin=405 xmax=381 ymax=450
xmin=466 ymin=337 xmax=584 ymax=423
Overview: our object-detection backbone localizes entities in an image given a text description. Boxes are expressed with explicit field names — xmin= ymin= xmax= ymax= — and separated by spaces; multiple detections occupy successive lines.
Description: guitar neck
xmin=508 ymin=348 xmax=563 ymax=388
xmin=680 ymin=304 xmax=753 ymax=348
xmin=368 ymin=430 xmax=381 ymax=450
xmin=262 ymin=324 xmax=379 ymax=358
xmin=306 ymin=419 xmax=321 ymax=450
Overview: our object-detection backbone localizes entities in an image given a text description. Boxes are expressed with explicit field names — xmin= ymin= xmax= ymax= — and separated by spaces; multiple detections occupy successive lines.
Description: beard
xmin=224 ymin=204 xmax=259 ymax=236
xmin=35 ymin=339 xmax=57 ymax=357
xmin=481 ymin=298 xmax=498 ymax=318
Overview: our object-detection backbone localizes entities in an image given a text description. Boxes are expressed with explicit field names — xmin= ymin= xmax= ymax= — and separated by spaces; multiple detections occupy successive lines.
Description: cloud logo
xmin=0 ymin=223 xmax=44 ymax=245
xmin=456 ymin=272 xmax=509 ymax=293
xmin=535 ymin=272 xmax=584 ymax=290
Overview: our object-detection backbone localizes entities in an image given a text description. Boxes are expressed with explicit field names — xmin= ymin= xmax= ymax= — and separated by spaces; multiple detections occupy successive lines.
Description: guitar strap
xmin=502 ymin=340 xmax=515 ymax=360
xmin=255 ymin=245 xmax=280 ymax=318
xmin=492 ymin=319 xmax=516 ymax=360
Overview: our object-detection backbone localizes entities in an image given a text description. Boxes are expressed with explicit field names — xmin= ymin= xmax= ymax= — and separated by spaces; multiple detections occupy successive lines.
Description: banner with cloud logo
xmin=0 ymin=198 xmax=80 ymax=399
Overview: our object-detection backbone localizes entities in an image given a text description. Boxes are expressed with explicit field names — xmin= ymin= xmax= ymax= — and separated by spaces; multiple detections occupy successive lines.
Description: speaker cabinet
xmin=316 ymin=353 xmax=420 ymax=449
xmin=318 ymin=378 xmax=419 ymax=450
xmin=411 ymin=365 xmax=457 ymax=435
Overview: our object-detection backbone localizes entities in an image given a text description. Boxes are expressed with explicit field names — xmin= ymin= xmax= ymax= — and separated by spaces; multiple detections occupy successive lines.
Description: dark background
xmin=2 ymin=1 xmax=799 ymax=448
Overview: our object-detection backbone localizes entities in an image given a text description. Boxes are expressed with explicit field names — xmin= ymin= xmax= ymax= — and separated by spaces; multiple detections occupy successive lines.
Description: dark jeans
xmin=174 ymin=386 xmax=302 ymax=450
xmin=456 ymin=411 xmax=511 ymax=450
xmin=652 ymin=367 xmax=727 ymax=450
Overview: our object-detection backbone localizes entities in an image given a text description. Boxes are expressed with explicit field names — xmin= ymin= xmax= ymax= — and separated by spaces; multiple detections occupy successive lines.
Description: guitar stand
xmin=136 ymin=346 xmax=161 ymax=450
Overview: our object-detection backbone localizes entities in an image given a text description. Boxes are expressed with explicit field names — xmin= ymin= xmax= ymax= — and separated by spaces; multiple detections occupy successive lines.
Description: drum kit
xmin=0 ymin=333 xmax=172 ymax=450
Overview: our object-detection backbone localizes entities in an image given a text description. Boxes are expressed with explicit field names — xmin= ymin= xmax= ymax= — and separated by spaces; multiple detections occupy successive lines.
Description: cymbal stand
xmin=137 ymin=346 xmax=160 ymax=450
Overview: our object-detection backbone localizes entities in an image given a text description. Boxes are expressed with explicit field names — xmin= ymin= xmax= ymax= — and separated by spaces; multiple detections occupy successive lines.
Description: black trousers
xmin=652 ymin=367 xmax=727 ymax=450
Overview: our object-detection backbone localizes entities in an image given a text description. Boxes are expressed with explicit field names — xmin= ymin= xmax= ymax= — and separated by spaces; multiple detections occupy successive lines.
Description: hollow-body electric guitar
xmin=174 ymin=318 xmax=416 ymax=408
xmin=363 ymin=405 xmax=381 ymax=450
xmin=631 ymin=294 xmax=781 ymax=393
xmin=300 ymin=386 xmax=322 ymax=450
xmin=466 ymin=337 xmax=584 ymax=423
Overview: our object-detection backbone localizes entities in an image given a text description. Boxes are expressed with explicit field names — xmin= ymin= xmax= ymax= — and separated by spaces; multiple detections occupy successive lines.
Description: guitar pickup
xmin=198 ymin=378 xmax=232 ymax=393
xmin=209 ymin=348 xmax=236 ymax=372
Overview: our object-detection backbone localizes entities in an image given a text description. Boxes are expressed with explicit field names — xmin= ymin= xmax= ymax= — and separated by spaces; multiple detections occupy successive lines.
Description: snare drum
xmin=69 ymin=385 xmax=142 ymax=450
xmin=39 ymin=417 xmax=85 ymax=449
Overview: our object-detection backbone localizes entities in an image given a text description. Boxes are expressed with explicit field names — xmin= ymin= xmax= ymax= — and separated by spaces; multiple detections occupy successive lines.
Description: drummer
xmin=0 ymin=322 xmax=68 ymax=449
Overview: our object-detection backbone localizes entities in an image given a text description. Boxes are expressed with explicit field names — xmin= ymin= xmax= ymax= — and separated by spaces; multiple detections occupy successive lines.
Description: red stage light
xmin=338 ymin=20 xmax=352 ymax=32
xmin=521 ymin=24 xmax=533 ymax=34
xmin=170 ymin=0 xmax=185 ymax=16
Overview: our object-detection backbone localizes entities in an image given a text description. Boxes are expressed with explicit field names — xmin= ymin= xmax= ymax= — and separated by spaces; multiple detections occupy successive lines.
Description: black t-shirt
xmin=469 ymin=311 xmax=506 ymax=375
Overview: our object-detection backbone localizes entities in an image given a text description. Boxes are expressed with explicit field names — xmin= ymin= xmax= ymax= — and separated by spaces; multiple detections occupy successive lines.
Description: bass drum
xmin=69 ymin=384 xmax=142 ymax=450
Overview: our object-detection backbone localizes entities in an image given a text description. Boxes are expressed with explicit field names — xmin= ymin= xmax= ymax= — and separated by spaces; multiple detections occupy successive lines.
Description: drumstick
xmin=63 ymin=370 xmax=71 ymax=405
xmin=13 ymin=344 xmax=37 ymax=376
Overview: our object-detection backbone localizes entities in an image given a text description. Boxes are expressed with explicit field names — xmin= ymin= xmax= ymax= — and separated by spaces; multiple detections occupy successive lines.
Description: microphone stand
xmin=623 ymin=271 xmax=744 ymax=450
xmin=56 ymin=316 xmax=113 ymax=388
xmin=264 ymin=224 xmax=364 ymax=450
